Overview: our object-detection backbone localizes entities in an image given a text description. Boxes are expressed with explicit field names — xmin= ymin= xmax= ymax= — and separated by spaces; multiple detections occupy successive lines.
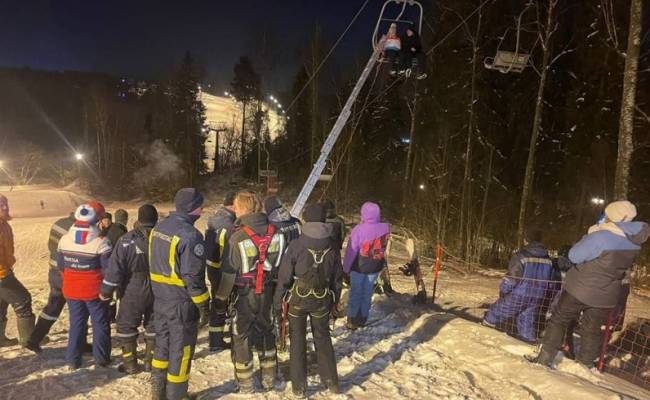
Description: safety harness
xmin=239 ymin=225 xmax=276 ymax=295
xmin=291 ymin=247 xmax=331 ymax=299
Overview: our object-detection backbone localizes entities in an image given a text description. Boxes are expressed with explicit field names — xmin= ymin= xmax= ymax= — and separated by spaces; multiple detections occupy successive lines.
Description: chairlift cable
xmin=285 ymin=0 xmax=372 ymax=114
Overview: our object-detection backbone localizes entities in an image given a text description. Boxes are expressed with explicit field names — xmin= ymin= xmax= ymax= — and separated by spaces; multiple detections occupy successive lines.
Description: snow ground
xmin=1 ymin=188 xmax=650 ymax=399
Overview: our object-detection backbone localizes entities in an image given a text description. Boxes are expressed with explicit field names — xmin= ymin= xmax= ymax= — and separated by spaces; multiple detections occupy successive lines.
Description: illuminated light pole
xmin=591 ymin=197 xmax=605 ymax=206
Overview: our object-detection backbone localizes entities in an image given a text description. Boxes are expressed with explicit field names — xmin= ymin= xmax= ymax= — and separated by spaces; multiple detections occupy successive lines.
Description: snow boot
xmin=0 ymin=320 xmax=18 ymax=347
xmin=151 ymin=371 xmax=167 ymax=400
xmin=325 ymin=379 xmax=340 ymax=394
xmin=17 ymin=315 xmax=35 ymax=347
xmin=291 ymin=385 xmax=306 ymax=399
xmin=345 ymin=319 xmax=358 ymax=331
xmin=117 ymin=341 xmax=139 ymax=374
xmin=236 ymin=378 xmax=255 ymax=394
xmin=530 ymin=347 xmax=556 ymax=367
xmin=143 ymin=337 xmax=155 ymax=372
xmin=26 ymin=317 xmax=56 ymax=353
xmin=208 ymin=331 xmax=229 ymax=352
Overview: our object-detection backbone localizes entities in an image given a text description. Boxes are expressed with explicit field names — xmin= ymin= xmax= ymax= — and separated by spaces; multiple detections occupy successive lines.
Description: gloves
xmin=197 ymin=300 xmax=210 ymax=328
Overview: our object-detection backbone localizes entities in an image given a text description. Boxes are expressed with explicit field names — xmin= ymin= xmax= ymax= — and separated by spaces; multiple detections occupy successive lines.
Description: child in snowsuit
xmin=274 ymin=203 xmax=343 ymax=397
xmin=483 ymin=229 xmax=553 ymax=344
xmin=58 ymin=202 xmax=113 ymax=369
xmin=100 ymin=204 xmax=159 ymax=374
xmin=343 ymin=202 xmax=390 ymax=329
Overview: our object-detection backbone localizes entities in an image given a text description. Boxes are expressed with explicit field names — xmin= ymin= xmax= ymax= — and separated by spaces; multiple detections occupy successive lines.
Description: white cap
xmin=605 ymin=200 xmax=637 ymax=223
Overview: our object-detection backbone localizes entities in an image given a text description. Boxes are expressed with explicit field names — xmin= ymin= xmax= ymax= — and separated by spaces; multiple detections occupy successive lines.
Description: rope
xmin=285 ymin=0 xmax=372 ymax=113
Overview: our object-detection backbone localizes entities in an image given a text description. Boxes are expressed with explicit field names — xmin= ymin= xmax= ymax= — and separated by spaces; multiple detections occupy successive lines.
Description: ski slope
xmin=1 ymin=187 xmax=649 ymax=399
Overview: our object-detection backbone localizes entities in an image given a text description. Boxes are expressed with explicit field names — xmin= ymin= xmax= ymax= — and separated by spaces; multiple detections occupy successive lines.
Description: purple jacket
xmin=343 ymin=202 xmax=391 ymax=274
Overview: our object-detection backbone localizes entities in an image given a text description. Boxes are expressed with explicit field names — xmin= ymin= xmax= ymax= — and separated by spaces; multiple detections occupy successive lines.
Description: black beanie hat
xmin=175 ymin=188 xmax=204 ymax=213
xmin=303 ymin=203 xmax=326 ymax=223
xmin=223 ymin=191 xmax=236 ymax=207
xmin=138 ymin=204 xmax=158 ymax=227
xmin=264 ymin=196 xmax=283 ymax=213
xmin=104 ymin=212 xmax=113 ymax=221
xmin=115 ymin=209 xmax=128 ymax=225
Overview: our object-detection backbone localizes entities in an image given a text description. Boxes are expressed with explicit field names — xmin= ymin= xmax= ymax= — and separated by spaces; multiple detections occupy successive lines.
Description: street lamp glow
xmin=224 ymin=91 xmax=229 ymax=96
xmin=75 ymin=153 xmax=84 ymax=161
xmin=278 ymin=104 xmax=282 ymax=109
xmin=591 ymin=197 xmax=605 ymax=205
xmin=269 ymin=95 xmax=274 ymax=101
xmin=419 ymin=184 xmax=425 ymax=190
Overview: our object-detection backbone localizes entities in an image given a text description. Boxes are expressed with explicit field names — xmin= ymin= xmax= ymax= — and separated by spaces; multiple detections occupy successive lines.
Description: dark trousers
xmin=152 ymin=301 xmax=199 ymax=400
xmin=30 ymin=269 xmax=74 ymax=346
xmin=288 ymin=304 xmax=338 ymax=391
xmin=67 ymin=299 xmax=110 ymax=366
xmin=0 ymin=273 xmax=33 ymax=321
xmin=231 ymin=287 xmax=276 ymax=384
xmin=539 ymin=291 xmax=611 ymax=367
xmin=208 ymin=268 xmax=230 ymax=344
xmin=385 ymin=49 xmax=400 ymax=71
xmin=401 ymin=50 xmax=426 ymax=73
xmin=116 ymin=297 xmax=154 ymax=343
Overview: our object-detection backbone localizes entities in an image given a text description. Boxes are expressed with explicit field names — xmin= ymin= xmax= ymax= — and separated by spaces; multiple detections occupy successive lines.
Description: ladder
xmin=291 ymin=45 xmax=383 ymax=217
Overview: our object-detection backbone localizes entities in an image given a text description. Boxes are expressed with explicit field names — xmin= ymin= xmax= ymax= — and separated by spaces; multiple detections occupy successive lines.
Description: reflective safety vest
xmin=236 ymin=225 xmax=278 ymax=295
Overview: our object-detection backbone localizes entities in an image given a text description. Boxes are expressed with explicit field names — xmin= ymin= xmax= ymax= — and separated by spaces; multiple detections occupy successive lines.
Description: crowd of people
xmin=481 ymin=200 xmax=649 ymax=370
xmin=0 ymin=189 xmax=392 ymax=399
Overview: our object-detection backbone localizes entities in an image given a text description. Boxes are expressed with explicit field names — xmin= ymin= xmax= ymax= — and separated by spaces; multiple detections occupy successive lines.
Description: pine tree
xmin=230 ymin=56 xmax=261 ymax=167
xmin=170 ymin=51 xmax=207 ymax=186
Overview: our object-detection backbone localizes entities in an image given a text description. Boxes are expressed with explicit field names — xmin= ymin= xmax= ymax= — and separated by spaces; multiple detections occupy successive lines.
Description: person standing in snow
xmin=27 ymin=210 xmax=93 ymax=353
xmin=343 ymin=202 xmax=390 ymax=329
xmin=0 ymin=194 xmax=35 ymax=348
xmin=382 ymin=23 xmax=401 ymax=75
xmin=482 ymin=229 xmax=553 ymax=344
xmin=400 ymin=25 xmax=427 ymax=79
xmin=204 ymin=191 xmax=237 ymax=352
xmin=106 ymin=208 xmax=129 ymax=246
xmin=100 ymin=204 xmax=158 ymax=374
xmin=221 ymin=191 xmax=286 ymax=393
xmin=58 ymin=201 xmax=113 ymax=369
xmin=149 ymin=188 xmax=209 ymax=400
xmin=274 ymin=203 xmax=343 ymax=397
xmin=533 ymin=201 xmax=649 ymax=369
xmin=99 ymin=212 xmax=113 ymax=237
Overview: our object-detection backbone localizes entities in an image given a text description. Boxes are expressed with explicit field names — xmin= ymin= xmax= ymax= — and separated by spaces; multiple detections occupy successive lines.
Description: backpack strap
xmin=241 ymin=225 xmax=276 ymax=295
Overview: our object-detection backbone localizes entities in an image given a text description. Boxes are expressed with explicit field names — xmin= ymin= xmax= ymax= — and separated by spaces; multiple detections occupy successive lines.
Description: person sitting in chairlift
xmin=382 ymin=23 xmax=401 ymax=76
xmin=400 ymin=26 xmax=427 ymax=80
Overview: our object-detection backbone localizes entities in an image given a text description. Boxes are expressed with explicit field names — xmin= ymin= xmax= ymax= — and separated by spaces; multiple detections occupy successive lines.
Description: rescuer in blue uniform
xmin=149 ymin=188 xmax=210 ymax=400
xmin=204 ymin=191 xmax=237 ymax=351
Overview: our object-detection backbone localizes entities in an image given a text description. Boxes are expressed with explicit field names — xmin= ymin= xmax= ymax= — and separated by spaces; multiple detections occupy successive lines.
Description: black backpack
xmin=301 ymin=247 xmax=331 ymax=290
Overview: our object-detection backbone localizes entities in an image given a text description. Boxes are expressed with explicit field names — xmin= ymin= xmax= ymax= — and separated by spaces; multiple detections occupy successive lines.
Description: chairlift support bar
xmin=372 ymin=0 xmax=424 ymax=48
xmin=291 ymin=45 xmax=383 ymax=217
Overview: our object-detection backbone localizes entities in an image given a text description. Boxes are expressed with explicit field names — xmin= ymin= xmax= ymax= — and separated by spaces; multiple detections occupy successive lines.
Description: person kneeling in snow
xmin=533 ymin=201 xmax=649 ymax=369
xmin=483 ymin=229 xmax=553 ymax=344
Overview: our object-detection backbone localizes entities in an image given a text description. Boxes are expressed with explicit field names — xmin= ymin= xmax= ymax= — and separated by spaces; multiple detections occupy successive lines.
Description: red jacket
xmin=58 ymin=224 xmax=112 ymax=301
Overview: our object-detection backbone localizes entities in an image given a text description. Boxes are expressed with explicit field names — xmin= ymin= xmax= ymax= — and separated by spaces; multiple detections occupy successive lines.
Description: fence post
xmin=432 ymin=244 xmax=443 ymax=304
xmin=598 ymin=310 xmax=615 ymax=372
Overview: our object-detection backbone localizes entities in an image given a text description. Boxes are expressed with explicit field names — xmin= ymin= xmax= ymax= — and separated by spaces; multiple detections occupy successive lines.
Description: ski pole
xmin=597 ymin=310 xmax=615 ymax=372
xmin=432 ymin=244 xmax=443 ymax=304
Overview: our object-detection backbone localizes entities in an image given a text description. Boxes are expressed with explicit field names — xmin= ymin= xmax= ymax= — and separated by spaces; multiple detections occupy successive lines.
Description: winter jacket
xmin=48 ymin=214 xmax=75 ymax=269
xmin=221 ymin=213 xmax=285 ymax=291
xmin=204 ymin=206 xmax=236 ymax=270
xmin=0 ymin=218 xmax=16 ymax=280
xmin=274 ymin=222 xmax=344 ymax=312
xmin=268 ymin=207 xmax=302 ymax=244
xmin=401 ymin=32 xmax=422 ymax=53
xmin=343 ymin=202 xmax=390 ymax=275
xmin=499 ymin=241 xmax=553 ymax=299
xmin=106 ymin=222 xmax=128 ymax=247
xmin=149 ymin=212 xmax=208 ymax=307
xmin=58 ymin=223 xmax=112 ymax=301
xmin=384 ymin=34 xmax=401 ymax=51
xmin=565 ymin=221 xmax=650 ymax=308
xmin=100 ymin=226 xmax=154 ymax=305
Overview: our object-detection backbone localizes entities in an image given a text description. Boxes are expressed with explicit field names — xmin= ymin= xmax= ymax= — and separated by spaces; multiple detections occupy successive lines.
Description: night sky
xmin=0 ymin=0 xmax=423 ymax=90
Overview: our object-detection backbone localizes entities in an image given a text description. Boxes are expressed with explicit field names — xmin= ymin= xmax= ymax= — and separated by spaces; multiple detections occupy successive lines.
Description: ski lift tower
xmin=291 ymin=0 xmax=424 ymax=217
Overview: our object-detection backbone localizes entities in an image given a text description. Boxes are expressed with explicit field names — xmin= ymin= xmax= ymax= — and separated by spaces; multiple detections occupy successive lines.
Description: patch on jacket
xmin=194 ymin=243 xmax=205 ymax=257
